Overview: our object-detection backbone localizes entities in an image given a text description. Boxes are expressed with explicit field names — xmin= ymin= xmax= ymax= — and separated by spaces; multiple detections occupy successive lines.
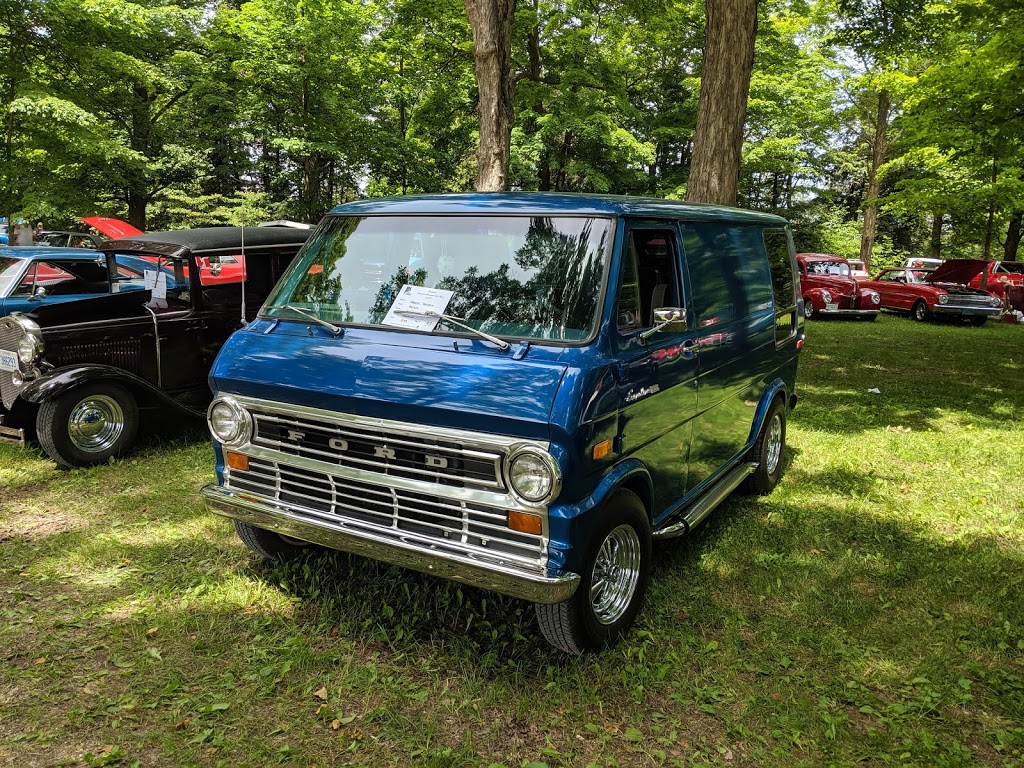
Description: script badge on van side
xmin=625 ymin=384 xmax=661 ymax=403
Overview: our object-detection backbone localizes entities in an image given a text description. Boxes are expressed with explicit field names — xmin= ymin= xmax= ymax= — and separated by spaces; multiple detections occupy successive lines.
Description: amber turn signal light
xmin=592 ymin=439 xmax=612 ymax=460
xmin=507 ymin=510 xmax=543 ymax=535
xmin=226 ymin=451 xmax=249 ymax=471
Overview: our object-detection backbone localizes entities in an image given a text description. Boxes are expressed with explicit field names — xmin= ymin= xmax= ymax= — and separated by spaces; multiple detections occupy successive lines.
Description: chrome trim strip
xmin=932 ymin=305 xmax=1001 ymax=314
xmin=231 ymin=393 xmax=543 ymax=453
xmin=203 ymin=484 xmax=579 ymax=604
xmin=817 ymin=308 xmax=879 ymax=316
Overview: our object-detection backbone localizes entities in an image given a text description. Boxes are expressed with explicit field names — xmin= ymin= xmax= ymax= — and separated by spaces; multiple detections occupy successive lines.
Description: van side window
xmin=679 ymin=224 xmax=773 ymax=326
xmin=616 ymin=228 xmax=680 ymax=332
xmin=763 ymin=228 xmax=797 ymax=343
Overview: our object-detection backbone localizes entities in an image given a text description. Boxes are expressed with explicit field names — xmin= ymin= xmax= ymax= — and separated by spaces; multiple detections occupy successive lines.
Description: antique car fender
xmin=16 ymin=364 xmax=202 ymax=418
xmin=802 ymin=287 xmax=832 ymax=309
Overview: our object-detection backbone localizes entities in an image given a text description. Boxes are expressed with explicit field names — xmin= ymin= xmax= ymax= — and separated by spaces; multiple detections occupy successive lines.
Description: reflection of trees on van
xmin=436 ymin=218 xmax=605 ymax=340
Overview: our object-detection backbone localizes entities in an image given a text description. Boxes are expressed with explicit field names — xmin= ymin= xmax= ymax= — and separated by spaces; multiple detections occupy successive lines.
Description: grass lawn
xmin=1 ymin=314 xmax=1022 ymax=767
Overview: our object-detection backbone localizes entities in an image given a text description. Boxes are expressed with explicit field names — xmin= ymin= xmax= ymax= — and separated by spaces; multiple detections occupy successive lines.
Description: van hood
xmin=210 ymin=324 xmax=569 ymax=441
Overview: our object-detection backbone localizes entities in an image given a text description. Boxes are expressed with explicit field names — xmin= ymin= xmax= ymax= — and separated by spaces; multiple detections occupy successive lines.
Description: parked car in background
xmin=966 ymin=260 xmax=1024 ymax=301
xmin=0 ymin=227 xmax=309 ymax=466
xmin=80 ymin=216 xmax=144 ymax=240
xmin=905 ymin=257 xmax=943 ymax=270
xmin=34 ymin=231 xmax=105 ymax=249
xmin=861 ymin=259 xmax=1003 ymax=324
xmin=201 ymin=193 xmax=804 ymax=654
xmin=796 ymin=253 xmax=879 ymax=320
xmin=847 ymin=258 xmax=869 ymax=279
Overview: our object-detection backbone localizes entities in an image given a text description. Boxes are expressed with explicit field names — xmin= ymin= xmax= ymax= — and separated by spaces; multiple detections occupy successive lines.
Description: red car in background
xmin=966 ymin=260 xmax=1024 ymax=301
xmin=860 ymin=259 xmax=1003 ymax=325
xmin=796 ymin=253 xmax=880 ymax=320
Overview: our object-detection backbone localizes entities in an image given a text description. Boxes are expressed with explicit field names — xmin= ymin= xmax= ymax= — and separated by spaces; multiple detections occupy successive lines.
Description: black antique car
xmin=0 ymin=227 xmax=309 ymax=467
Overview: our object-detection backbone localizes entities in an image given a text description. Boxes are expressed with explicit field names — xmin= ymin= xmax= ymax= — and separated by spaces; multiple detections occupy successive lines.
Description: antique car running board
xmin=0 ymin=416 xmax=26 ymax=447
xmin=652 ymin=462 xmax=757 ymax=540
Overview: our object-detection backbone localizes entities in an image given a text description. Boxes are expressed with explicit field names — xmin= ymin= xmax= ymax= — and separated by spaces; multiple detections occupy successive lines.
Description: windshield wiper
xmin=269 ymin=304 xmax=343 ymax=337
xmin=394 ymin=310 xmax=510 ymax=352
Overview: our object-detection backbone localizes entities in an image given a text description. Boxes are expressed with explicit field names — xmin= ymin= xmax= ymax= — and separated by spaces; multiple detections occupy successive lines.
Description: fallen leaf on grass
xmin=81 ymin=682 xmax=99 ymax=696
xmin=724 ymin=749 xmax=734 ymax=760
xmin=330 ymin=719 xmax=341 ymax=730
xmin=313 ymin=686 xmax=328 ymax=700
xmin=175 ymin=719 xmax=190 ymax=730
xmin=34 ymin=657 xmax=46 ymax=664
xmin=145 ymin=627 xmax=158 ymax=637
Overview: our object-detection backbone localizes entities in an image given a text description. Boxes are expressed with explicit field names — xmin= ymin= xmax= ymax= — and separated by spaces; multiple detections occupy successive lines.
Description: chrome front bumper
xmin=932 ymin=304 xmax=1001 ymax=316
xmin=818 ymin=308 xmax=878 ymax=317
xmin=202 ymin=484 xmax=580 ymax=604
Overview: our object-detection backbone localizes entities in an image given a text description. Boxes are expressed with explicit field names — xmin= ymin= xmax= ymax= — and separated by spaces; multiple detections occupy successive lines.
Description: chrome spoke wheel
xmin=765 ymin=413 xmax=783 ymax=475
xmin=590 ymin=524 xmax=642 ymax=625
xmin=67 ymin=395 xmax=125 ymax=452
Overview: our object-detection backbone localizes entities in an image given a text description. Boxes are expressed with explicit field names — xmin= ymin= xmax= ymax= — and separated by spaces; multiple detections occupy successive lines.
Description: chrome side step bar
xmin=652 ymin=462 xmax=757 ymax=540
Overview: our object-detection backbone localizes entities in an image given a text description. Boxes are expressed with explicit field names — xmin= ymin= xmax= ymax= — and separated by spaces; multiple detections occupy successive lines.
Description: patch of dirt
xmin=0 ymin=507 xmax=80 ymax=543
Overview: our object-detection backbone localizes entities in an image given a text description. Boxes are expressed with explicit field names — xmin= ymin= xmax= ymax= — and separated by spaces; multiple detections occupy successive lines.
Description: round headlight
xmin=208 ymin=398 xmax=251 ymax=445
xmin=990 ymin=296 xmax=1001 ymax=307
xmin=870 ymin=291 xmax=880 ymax=305
xmin=507 ymin=447 xmax=559 ymax=503
xmin=937 ymin=294 xmax=948 ymax=304
xmin=821 ymin=290 xmax=833 ymax=303
xmin=17 ymin=336 xmax=37 ymax=364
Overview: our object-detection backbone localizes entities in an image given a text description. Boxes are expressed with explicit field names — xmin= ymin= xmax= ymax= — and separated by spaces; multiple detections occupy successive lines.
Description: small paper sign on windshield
xmin=381 ymin=284 xmax=454 ymax=331
xmin=143 ymin=270 xmax=168 ymax=300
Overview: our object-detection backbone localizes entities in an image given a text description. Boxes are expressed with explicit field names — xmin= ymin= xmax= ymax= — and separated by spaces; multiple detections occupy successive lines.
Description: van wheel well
xmin=619 ymin=475 xmax=653 ymax=521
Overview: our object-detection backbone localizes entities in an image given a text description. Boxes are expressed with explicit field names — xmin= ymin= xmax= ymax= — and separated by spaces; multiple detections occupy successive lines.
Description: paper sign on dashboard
xmin=381 ymin=284 xmax=454 ymax=331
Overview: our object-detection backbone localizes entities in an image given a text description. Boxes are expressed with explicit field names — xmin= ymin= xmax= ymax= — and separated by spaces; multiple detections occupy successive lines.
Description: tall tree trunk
xmin=127 ymin=191 xmax=148 ymax=231
xmin=464 ymin=0 xmax=517 ymax=192
xmin=982 ymin=155 xmax=998 ymax=260
xmin=858 ymin=88 xmax=890 ymax=273
xmin=929 ymin=211 xmax=943 ymax=259
xmin=1005 ymin=210 xmax=1022 ymax=261
xmin=686 ymin=0 xmax=758 ymax=206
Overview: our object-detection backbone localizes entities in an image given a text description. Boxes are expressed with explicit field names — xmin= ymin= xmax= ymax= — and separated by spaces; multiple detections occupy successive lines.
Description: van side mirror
xmin=640 ymin=307 xmax=687 ymax=342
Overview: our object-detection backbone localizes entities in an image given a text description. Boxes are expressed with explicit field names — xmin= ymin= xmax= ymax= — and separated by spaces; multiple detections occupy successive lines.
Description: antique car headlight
xmin=821 ymin=290 xmax=833 ymax=303
xmin=207 ymin=397 xmax=252 ymax=446
xmin=938 ymin=294 xmax=949 ymax=304
xmin=506 ymin=446 xmax=560 ymax=504
xmin=17 ymin=336 xmax=38 ymax=364
xmin=870 ymin=291 xmax=880 ymax=305
xmin=990 ymin=296 xmax=1001 ymax=306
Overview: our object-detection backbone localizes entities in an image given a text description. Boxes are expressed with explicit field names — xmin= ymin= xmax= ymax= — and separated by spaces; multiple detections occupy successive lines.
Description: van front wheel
xmin=742 ymin=398 xmax=787 ymax=495
xmin=534 ymin=490 xmax=651 ymax=655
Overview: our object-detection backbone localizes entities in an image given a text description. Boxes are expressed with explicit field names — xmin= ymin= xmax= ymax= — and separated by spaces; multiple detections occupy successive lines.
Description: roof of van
xmin=330 ymin=193 xmax=789 ymax=224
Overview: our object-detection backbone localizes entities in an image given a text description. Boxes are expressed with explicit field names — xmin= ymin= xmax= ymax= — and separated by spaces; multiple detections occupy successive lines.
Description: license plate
xmin=825 ymin=302 xmax=838 ymax=311
xmin=0 ymin=350 xmax=17 ymax=372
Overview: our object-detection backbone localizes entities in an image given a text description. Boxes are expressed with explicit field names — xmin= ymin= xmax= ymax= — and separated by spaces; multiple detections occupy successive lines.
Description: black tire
xmin=866 ymin=314 xmax=877 ymax=322
xmin=36 ymin=382 xmax=139 ymax=469
xmin=969 ymin=316 xmax=987 ymax=327
xmin=742 ymin=397 xmax=787 ymax=495
xmin=534 ymin=490 xmax=651 ymax=655
xmin=912 ymin=300 xmax=931 ymax=322
xmin=234 ymin=520 xmax=311 ymax=560
xmin=803 ymin=300 xmax=814 ymax=319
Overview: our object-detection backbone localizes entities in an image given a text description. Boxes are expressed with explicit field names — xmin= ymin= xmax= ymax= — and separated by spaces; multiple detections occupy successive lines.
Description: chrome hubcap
xmin=68 ymin=395 xmax=124 ymax=452
xmin=765 ymin=414 xmax=783 ymax=475
xmin=590 ymin=524 xmax=641 ymax=625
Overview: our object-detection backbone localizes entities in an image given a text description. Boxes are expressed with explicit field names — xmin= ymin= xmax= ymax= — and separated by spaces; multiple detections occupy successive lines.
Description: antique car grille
xmin=48 ymin=339 xmax=141 ymax=373
xmin=249 ymin=407 xmax=504 ymax=490
xmin=225 ymin=458 xmax=547 ymax=571
xmin=944 ymin=293 xmax=996 ymax=307
xmin=0 ymin=320 xmax=26 ymax=409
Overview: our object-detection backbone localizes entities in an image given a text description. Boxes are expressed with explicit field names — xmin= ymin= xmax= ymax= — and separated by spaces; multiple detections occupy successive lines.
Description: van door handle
xmin=681 ymin=339 xmax=698 ymax=360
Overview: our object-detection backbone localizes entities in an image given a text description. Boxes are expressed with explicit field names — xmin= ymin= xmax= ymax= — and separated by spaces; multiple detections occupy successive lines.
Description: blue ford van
xmin=202 ymin=194 xmax=803 ymax=654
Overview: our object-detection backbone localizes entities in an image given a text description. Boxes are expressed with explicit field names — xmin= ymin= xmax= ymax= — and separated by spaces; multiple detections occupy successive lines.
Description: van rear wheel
xmin=534 ymin=490 xmax=651 ymax=655
xmin=742 ymin=398 xmax=786 ymax=495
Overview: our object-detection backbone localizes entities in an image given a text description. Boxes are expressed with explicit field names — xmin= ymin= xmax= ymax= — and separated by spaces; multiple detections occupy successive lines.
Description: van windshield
xmin=263 ymin=215 xmax=612 ymax=343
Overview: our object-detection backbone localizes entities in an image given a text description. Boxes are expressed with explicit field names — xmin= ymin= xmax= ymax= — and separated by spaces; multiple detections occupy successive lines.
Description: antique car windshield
xmin=264 ymin=215 xmax=612 ymax=343
xmin=994 ymin=262 xmax=1024 ymax=275
xmin=0 ymin=257 xmax=27 ymax=296
xmin=807 ymin=261 xmax=850 ymax=276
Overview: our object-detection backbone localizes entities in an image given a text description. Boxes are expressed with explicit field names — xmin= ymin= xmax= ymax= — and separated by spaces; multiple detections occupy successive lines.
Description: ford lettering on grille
xmin=250 ymin=408 xmax=505 ymax=490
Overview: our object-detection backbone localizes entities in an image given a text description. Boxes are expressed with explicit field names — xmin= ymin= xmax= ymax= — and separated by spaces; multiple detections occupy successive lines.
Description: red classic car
xmin=860 ymin=259 xmax=1003 ymax=325
xmin=796 ymin=253 xmax=880 ymax=320
xmin=966 ymin=260 xmax=1024 ymax=301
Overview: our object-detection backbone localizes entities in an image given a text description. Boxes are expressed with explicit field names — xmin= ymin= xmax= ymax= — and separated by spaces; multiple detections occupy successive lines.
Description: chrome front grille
xmin=249 ymin=407 xmax=504 ymax=490
xmin=0 ymin=318 xmax=26 ymax=409
xmin=226 ymin=458 xmax=547 ymax=571
xmin=944 ymin=293 xmax=995 ymax=307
